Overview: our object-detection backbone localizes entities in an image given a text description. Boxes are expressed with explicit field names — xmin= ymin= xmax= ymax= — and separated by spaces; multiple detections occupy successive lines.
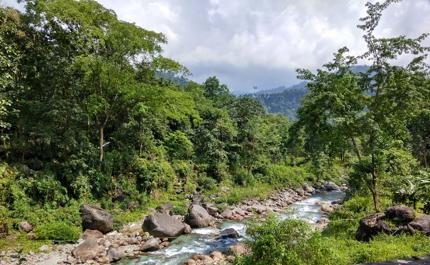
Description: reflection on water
xmin=119 ymin=191 xmax=345 ymax=265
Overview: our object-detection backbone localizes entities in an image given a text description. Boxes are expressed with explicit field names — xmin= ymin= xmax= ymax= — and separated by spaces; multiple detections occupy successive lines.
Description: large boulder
xmin=409 ymin=214 xmax=430 ymax=235
xmin=323 ymin=181 xmax=340 ymax=191
xmin=219 ymin=228 xmax=239 ymax=239
xmin=185 ymin=204 xmax=214 ymax=228
xmin=80 ymin=204 xmax=113 ymax=234
xmin=356 ymin=213 xmax=391 ymax=242
xmin=72 ymin=237 xmax=102 ymax=261
xmin=143 ymin=212 xmax=187 ymax=238
xmin=385 ymin=205 xmax=415 ymax=224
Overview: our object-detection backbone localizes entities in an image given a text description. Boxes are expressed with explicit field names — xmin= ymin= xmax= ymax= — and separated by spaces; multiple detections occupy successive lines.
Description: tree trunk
xmin=370 ymin=153 xmax=380 ymax=212
xmin=350 ymin=136 xmax=362 ymax=161
xmin=369 ymin=179 xmax=380 ymax=212
xmin=99 ymin=125 xmax=104 ymax=163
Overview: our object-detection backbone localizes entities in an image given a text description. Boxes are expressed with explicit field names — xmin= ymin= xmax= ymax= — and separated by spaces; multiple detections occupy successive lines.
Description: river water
xmin=119 ymin=191 xmax=345 ymax=265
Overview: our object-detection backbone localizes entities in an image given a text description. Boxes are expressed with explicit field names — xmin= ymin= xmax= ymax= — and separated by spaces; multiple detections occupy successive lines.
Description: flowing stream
xmin=119 ymin=191 xmax=345 ymax=265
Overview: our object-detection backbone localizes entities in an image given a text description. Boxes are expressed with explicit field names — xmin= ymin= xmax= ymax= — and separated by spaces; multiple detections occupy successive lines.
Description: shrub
xmin=237 ymin=216 xmax=342 ymax=265
xmin=263 ymin=164 xmax=307 ymax=187
xmin=233 ymin=167 xmax=255 ymax=186
xmin=34 ymin=221 xmax=80 ymax=242
xmin=165 ymin=131 xmax=194 ymax=160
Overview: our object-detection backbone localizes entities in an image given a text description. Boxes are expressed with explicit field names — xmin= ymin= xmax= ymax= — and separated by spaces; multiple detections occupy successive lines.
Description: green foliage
xmin=131 ymin=156 xmax=176 ymax=194
xmin=263 ymin=164 xmax=307 ymax=187
xmin=165 ymin=131 xmax=193 ymax=160
xmin=212 ymin=182 xmax=273 ymax=205
xmin=237 ymin=216 xmax=342 ymax=265
xmin=240 ymin=196 xmax=430 ymax=265
xmin=294 ymin=0 xmax=430 ymax=211
xmin=34 ymin=221 xmax=80 ymax=242
xmin=319 ymin=233 xmax=430 ymax=265
xmin=393 ymin=170 xmax=430 ymax=213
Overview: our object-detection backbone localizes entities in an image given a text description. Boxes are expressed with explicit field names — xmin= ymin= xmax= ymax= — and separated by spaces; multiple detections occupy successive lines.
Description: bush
xmin=34 ymin=221 xmax=80 ymax=241
xmin=233 ymin=167 xmax=255 ymax=186
xmin=236 ymin=216 xmax=342 ymax=265
xmin=263 ymin=164 xmax=307 ymax=187
xmin=132 ymin=157 xmax=176 ymax=193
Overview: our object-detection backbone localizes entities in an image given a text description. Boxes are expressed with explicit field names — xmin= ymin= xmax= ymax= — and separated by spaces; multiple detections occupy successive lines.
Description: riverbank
xmin=0 ymin=182 xmax=344 ymax=265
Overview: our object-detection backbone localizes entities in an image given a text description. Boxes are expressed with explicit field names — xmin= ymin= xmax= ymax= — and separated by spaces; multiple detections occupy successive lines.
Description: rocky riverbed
xmin=0 ymin=181 xmax=346 ymax=265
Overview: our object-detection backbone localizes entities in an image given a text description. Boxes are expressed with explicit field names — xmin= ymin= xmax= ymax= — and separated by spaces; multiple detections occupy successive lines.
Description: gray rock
xmin=219 ymin=228 xmax=239 ymax=239
xmin=323 ymin=181 xmax=340 ymax=191
xmin=356 ymin=213 xmax=391 ymax=242
xmin=295 ymin=188 xmax=305 ymax=196
xmin=18 ymin=221 xmax=33 ymax=233
xmin=221 ymin=209 xmax=233 ymax=219
xmin=409 ymin=214 xmax=430 ymax=235
xmin=320 ymin=203 xmax=334 ymax=213
xmin=191 ymin=194 xmax=204 ymax=205
xmin=80 ymin=204 xmax=113 ymax=234
xmin=385 ymin=205 xmax=416 ymax=224
xmin=72 ymin=237 xmax=101 ymax=261
xmin=143 ymin=212 xmax=187 ymax=238
xmin=184 ymin=223 xmax=192 ymax=234
xmin=157 ymin=203 xmax=173 ymax=215
xmin=82 ymin=229 xmax=104 ymax=240
xmin=140 ymin=238 xmax=161 ymax=252
xmin=202 ymin=203 xmax=219 ymax=216
xmin=303 ymin=183 xmax=315 ymax=193
xmin=185 ymin=204 xmax=214 ymax=228
xmin=210 ymin=251 xmax=224 ymax=261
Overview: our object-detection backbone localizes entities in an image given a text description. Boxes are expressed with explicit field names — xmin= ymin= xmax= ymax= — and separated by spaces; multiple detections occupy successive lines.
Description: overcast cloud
xmin=2 ymin=0 xmax=430 ymax=93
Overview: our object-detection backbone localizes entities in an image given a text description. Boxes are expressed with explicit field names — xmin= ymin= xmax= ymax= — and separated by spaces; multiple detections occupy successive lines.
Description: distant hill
xmin=247 ymin=66 xmax=368 ymax=120
xmin=246 ymin=81 xmax=308 ymax=120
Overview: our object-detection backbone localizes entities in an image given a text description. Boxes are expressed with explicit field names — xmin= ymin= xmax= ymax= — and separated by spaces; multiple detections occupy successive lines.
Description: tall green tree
xmin=295 ymin=0 xmax=429 ymax=211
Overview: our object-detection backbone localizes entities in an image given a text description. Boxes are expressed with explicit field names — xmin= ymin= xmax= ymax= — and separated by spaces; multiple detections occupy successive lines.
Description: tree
xmin=203 ymin=76 xmax=234 ymax=106
xmin=0 ymin=8 xmax=25 ymax=146
xmin=295 ymin=0 xmax=429 ymax=211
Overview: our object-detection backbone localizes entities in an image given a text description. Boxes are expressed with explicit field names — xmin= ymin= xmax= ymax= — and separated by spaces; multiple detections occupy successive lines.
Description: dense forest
xmin=1 ymin=0 xmax=430 ymax=265
xmin=0 ymin=0 xmax=294 ymax=239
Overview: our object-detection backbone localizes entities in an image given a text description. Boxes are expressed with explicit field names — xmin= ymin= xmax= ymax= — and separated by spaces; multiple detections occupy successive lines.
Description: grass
xmin=321 ymin=233 xmax=430 ymax=264
xmin=209 ymin=182 xmax=275 ymax=205
xmin=0 ymin=232 xmax=51 ymax=254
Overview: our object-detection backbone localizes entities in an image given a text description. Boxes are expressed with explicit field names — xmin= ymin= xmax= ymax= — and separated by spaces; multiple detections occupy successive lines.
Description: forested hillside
xmin=249 ymin=66 xmax=368 ymax=120
xmin=0 ymin=0 xmax=297 ymax=244
xmin=247 ymin=82 xmax=307 ymax=120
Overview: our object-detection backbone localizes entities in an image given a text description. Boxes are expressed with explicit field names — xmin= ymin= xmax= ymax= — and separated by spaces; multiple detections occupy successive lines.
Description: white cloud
xmin=3 ymin=0 xmax=430 ymax=93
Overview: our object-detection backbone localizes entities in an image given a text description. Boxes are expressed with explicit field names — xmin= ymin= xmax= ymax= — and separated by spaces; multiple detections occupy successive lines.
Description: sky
xmin=2 ymin=0 xmax=430 ymax=94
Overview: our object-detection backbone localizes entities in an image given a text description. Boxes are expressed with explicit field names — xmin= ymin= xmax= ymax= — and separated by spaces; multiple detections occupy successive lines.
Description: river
xmin=119 ymin=191 xmax=345 ymax=265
